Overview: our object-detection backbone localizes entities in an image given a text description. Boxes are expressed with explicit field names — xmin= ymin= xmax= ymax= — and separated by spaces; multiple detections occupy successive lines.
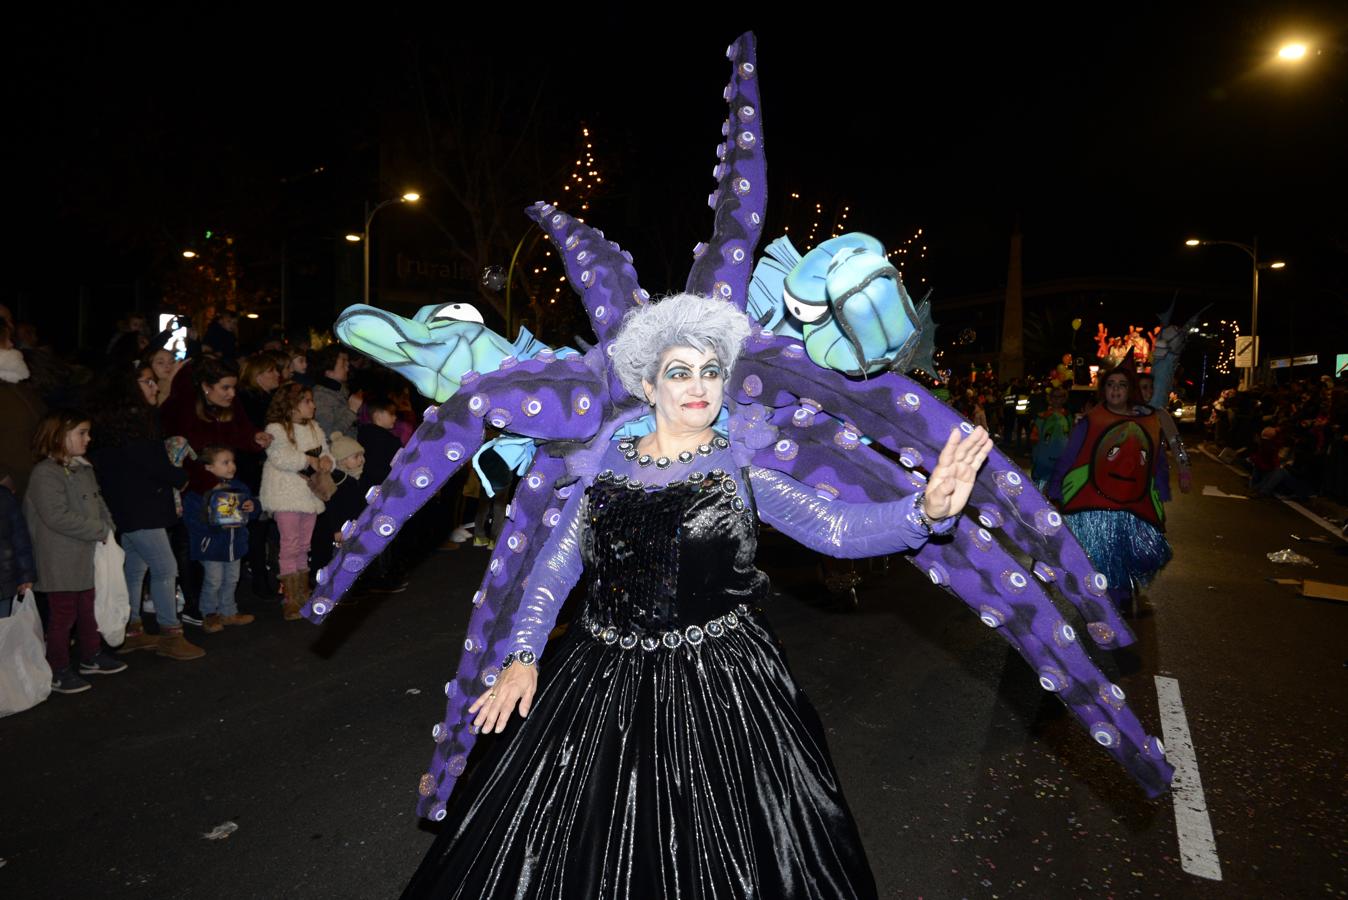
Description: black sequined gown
xmin=403 ymin=456 xmax=878 ymax=899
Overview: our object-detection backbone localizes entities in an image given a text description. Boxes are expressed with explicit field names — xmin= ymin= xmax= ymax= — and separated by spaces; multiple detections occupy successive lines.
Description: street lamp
xmin=1277 ymin=42 xmax=1309 ymax=61
xmin=361 ymin=191 xmax=422 ymax=304
xmin=1184 ymin=237 xmax=1287 ymax=388
xmin=182 ymin=250 xmax=198 ymax=259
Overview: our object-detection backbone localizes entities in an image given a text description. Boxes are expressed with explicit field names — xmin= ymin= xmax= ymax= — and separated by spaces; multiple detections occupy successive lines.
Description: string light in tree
xmin=830 ymin=204 xmax=851 ymax=239
xmin=532 ymin=124 xmax=605 ymax=306
xmin=888 ymin=226 xmax=928 ymax=287
xmin=805 ymin=202 xmax=823 ymax=249
xmin=1214 ymin=319 xmax=1239 ymax=375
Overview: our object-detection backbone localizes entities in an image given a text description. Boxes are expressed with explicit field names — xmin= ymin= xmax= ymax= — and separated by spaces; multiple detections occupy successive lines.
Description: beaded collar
xmin=616 ymin=434 xmax=731 ymax=470
xmin=596 ymin=436 xmax=736 ymax=491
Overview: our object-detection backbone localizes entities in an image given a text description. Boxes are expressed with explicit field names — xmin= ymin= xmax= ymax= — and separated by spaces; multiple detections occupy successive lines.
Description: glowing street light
xmin=245 ymin=312 xmax=260 ymax=319
xmin=362 ymin=190 xmax=423 ymax=303
xmin=1184 ymin=238 xmax=1201 ymax=246
xmin=182 ymin=250 xmax=197 ymax=259
xmin=1268 ymin=261 xmax=1286 ymax=269
xmin=1278 ymin=42 xmax=1309 ymax=61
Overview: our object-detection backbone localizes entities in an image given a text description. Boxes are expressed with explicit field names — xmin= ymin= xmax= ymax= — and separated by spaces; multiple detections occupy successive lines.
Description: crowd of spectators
xmin=0 ymin=305 xmax=467 ymax=697
xmin=1205 ymin=375 xmax=1348 ymax=505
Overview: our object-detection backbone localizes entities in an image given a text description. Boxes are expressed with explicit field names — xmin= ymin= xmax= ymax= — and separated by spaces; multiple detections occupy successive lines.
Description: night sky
xmin=8 ymin=4 xmax=1347 ymax=360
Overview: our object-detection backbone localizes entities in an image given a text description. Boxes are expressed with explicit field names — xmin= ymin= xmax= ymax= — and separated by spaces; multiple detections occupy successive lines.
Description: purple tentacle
xmin=910 ymin=526 xmax=1172 ymax=797
xmin=734 ymin=333 xmax=1134 ymax=647
xmin=685 ymin=31 xmax=767 ymax=309
xmin=415 ymin=452 xmax=574 ymax=820
xmin=304 ymin=355 xmax=608 ymax=619
xmin=731 ymin=338 xmax=1172 ymax=796
xmin=525 ymin=202 xmax=647 ymax=402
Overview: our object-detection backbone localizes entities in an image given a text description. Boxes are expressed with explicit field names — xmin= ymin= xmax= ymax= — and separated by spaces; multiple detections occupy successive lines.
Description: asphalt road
xmin=3 ymin=449 xmax=1345 ymax=899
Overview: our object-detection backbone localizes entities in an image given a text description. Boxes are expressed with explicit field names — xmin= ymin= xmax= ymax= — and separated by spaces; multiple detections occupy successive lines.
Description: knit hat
xmin=329 ymin=431 xmax=364 ymax=462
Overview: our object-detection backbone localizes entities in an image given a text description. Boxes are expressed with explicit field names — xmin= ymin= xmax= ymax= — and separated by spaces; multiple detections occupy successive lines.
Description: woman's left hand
xmin=468 ymin=662 xmax=539 ymax=734
xmin=923 ymin=425 xmax=993 ymax=521
xmin=254 ymin=431 xmax=273 ymax=449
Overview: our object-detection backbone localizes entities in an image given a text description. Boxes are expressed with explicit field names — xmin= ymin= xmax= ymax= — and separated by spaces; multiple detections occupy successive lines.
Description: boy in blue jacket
xmin=183 ymin=446 xmax=260 ymax=633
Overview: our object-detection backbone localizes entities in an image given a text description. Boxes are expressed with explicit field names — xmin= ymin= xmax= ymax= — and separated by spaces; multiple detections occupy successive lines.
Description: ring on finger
xmin=489 ymin=690 xmax=498 ymax=699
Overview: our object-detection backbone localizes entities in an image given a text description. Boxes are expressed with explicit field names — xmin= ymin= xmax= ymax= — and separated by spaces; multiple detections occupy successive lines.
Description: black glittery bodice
xmin=580 ymin=468 xmax=769 ymax=635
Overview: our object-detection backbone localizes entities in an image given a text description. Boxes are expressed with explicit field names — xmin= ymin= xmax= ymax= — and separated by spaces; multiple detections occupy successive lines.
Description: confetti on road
xmin=201 ymin=822 xmax=238 ymax=841
xmin=405 ymin=688 xmax=421 ymax=695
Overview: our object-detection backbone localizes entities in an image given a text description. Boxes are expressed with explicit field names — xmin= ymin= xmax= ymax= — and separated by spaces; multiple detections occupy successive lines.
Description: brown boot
xmin=117 ymin=624 xmax=159 ymax=654
xmin=156 ymin=626 xmax=206 ymax=660
xmin=281 ymin=572 xmax=307 ymax=621
xmin=220 ymin=613 xmax=255 ymax=626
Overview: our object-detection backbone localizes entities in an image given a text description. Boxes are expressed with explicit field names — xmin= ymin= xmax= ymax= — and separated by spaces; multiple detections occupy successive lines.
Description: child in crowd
xmin=261 ymin=383 xmax=331 ymax=620
xmin=357 ymin=394 xmax=403 ymax=491
xmin=23 ymin=410 xmax=124 ymax=694
xmin=184 ymin=446 xmax=259 ymax=633
xmin=312 ymin=432 xmax=366 ymax=574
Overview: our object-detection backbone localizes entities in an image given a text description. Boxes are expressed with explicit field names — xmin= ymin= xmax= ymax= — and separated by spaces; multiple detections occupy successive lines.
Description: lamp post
xmin=355 ymin=192 xmax=421 ymax=304
xmin=1184 ymin=238 xmax=1286 ymax=389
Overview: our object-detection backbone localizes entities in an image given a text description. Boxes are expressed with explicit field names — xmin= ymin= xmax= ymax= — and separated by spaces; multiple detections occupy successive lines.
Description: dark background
xmin=6 ymin=4 xmax=1347 ymax=371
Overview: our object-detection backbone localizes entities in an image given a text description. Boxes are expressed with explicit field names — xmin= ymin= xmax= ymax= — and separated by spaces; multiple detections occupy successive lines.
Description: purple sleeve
xmin=748 ymin=466 xmax=955 ymax=560
xmin=1046 ymin=419 xmax=1088 ymax=503
xmin=508 ymin=485 xmax=586 ymax=659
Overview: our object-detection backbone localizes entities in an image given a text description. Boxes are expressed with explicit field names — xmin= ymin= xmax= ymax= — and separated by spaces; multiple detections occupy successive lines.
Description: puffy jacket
xmin=261 ymin=421 xmax=331 ymax=514
xmin=23 ymin=457 xmax=114 ymax=592
xmin=0 ymin=484 xmax=36 ymax=597
xmin=183 ymin=479 xmax=258 ymax=561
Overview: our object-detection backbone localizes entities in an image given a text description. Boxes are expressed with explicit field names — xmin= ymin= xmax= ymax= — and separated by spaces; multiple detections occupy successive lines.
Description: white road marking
xmin=1198 ymin=446 xmax=1346 ymax=542
xmin=1154 ymin=676 xmax=1222 ymax=881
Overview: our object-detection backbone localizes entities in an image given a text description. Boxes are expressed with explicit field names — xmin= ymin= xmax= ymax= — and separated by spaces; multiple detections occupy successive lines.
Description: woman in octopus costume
xmin=400 ymin=293 xmax=987 ymax=896
xmin=303 ymin=32 xmax=1173 ymax=897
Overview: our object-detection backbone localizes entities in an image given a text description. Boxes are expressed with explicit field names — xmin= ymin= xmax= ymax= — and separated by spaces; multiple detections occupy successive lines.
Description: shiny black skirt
xmin=402 ymin=610 xmax=878 ymax=899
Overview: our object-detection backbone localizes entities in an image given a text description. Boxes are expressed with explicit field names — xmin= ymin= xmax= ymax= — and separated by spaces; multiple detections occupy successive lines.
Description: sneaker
xmin=156 ymin=628 xmax=206 ymax=661
xmin=179 ymin=611 xmax=204 ymax=627
xmin=79 ymin=652 xmax=129 ymax=675
xmin=51 ymin=668 xmax=92 ymax=694
xmin=202 ymin=614 xmax=225 ymax=634
xmin=220 ymin=613 xmax=255 ymax=626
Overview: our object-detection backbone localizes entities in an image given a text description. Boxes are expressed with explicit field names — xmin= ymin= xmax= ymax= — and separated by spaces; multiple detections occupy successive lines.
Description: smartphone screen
xmin=159 ymin=313 xmax=188 ymax=360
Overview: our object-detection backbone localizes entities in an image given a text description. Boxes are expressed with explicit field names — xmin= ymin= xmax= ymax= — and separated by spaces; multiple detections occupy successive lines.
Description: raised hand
xmin=923 ymin=426 xmax=993 ymax=521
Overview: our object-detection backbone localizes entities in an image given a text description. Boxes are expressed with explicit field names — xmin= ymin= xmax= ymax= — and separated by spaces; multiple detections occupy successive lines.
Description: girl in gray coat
xmin=23 ymin=410 xmax=124 ymax=694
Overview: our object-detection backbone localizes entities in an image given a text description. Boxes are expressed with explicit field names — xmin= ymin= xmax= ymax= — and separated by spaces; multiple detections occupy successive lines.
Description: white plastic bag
xmin=0 ymin=590 xmax=52 ymax=717
xmin=94 ymin=532 xmax=130 ymax=645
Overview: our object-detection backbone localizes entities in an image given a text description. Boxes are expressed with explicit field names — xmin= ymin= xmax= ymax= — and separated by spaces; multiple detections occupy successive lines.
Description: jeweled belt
xmin=583 ymin=603 xmax=753 ymax=651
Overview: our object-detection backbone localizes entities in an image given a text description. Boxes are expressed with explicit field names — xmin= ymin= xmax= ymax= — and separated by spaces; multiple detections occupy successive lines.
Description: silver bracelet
xmin=501 ymin=650 xmax=537 ymax=670
xmin=911 ymin=490 xmax=937 ymax=535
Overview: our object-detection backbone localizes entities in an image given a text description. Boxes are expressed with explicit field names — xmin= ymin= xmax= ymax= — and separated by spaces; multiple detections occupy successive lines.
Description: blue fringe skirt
xmin=1064 ymin=509 xmax=1172 ymax=595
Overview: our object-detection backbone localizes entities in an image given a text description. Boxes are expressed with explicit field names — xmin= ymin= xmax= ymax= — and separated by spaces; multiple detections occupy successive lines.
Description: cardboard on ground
xmin=1300 ymin=580 xmax=1348 ymax=603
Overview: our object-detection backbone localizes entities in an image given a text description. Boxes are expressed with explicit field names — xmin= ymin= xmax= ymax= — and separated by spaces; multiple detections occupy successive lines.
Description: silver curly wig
xmin=610 ymin=293 xmax=752 ymax=400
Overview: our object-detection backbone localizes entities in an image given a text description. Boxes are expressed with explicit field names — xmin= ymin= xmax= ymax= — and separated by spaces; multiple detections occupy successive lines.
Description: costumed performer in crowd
xmin=1047 ymin=357 xmax=1172 ymax=617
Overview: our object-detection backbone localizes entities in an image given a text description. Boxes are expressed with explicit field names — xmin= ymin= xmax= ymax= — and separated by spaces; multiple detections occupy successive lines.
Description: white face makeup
xmin=642 ymin=345 xmax=724 ymax=435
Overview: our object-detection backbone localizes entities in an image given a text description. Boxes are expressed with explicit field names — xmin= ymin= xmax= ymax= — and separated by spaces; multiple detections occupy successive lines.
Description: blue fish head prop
xmin=781 ymin=234 xmax=920 ymax=377
xmin=334 ymin=302 xmax=518 ymax=403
